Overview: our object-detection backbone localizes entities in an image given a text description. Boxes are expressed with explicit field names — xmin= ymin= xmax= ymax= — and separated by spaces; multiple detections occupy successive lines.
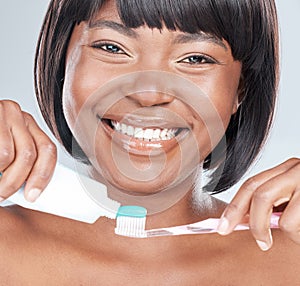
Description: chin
xmin=106 ymin=169 xmax=180 ymax=195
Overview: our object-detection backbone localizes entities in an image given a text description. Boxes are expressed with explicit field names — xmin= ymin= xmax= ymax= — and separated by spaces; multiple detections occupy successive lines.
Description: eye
xmin=91 ymin=42 xmax=126 ymax=54
xmin=180 ymin=55 xmax=216 ymax=65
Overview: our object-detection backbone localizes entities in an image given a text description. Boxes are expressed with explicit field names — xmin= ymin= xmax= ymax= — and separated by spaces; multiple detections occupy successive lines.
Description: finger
xmin=0 ymin=127 xmax=15 ymax=173
xmin=0 ymin=115 xmax=37 ymax=200
xmin=249 ymin=161 xmax=300 ymax=250
xmin=22 ymin=113 xmax=57 ymax=202
xmin=278 ymin=190 xmax=300 ymax=244
xmin=217 ymin=158 xmax=300 ymax=236
xmin=0 ymin=102 xmax=16 ymax=171
xmin=248 ymin=171 xmax=296 ymax=251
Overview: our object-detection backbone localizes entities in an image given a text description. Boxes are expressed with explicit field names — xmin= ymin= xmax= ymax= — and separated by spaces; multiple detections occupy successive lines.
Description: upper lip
xmin=98 ymin=108 xmax=191 ymax=130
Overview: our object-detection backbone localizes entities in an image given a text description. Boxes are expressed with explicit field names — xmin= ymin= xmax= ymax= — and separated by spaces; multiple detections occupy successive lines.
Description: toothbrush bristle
xmin=115 ymin=216 xmax=147 ymax=238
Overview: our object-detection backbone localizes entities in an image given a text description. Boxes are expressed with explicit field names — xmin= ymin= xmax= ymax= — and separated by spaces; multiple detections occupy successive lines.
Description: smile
xmin=110 ymin=120 xmax=180 ymax=141
xmin=99 ymin=116 xmax=190 ymax=155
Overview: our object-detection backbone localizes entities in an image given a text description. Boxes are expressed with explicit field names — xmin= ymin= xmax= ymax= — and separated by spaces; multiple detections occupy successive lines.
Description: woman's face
xmin=62 ymin=0 xmax=242 ymax=196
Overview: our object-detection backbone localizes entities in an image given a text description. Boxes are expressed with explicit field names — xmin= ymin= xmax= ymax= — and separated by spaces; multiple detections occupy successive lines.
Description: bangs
xmin=116 ymin=0 xmax=221 ymax=34
xmin=84 ymin=0 xmax=269 ymax=64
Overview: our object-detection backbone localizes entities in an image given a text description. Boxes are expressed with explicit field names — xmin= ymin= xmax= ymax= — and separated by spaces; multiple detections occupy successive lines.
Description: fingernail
xmin=0 ymin=196 xmax=5 ymax=203
xmin=256 ymin=230 xmax=273 ymax=251
xmin=256 ymin=240 xmax=271 ymax=251
xmin=217 ymin=217 xmax=230 ymax=235
xmin=27 ymin=188 xmax=42 ymax=202
xmin=273 ymin=197 xmax=290 ymax=207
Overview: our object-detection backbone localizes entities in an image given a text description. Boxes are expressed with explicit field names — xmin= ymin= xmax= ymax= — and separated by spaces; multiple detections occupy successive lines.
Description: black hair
xmin=34 ymin=0 xmax=279 ymax=194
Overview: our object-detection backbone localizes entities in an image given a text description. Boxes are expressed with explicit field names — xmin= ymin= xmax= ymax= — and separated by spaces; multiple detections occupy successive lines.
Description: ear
xmin=231 ymin=74 xmax=245 ymax=114
xmin=231 ymin=95 xmax=240 ymax=115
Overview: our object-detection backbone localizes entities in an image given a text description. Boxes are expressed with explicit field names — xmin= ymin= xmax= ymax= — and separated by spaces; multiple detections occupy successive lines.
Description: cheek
xmin=205 ymin=64 xmax=241 ymax=123
xmin=188 ymin=65 xmax=241 ymax=155
xmin=62 ymin=55 xmax=111 ymax=137
xmin=63 ymin=49 xmax=134 ymax=129
xmin=64 ymin=56 xmax=103 ymax=112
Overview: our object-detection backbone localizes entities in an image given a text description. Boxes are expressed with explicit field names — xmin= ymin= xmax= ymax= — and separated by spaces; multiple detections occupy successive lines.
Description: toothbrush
xmin=115 ymin=212 xmax=281 ymax=238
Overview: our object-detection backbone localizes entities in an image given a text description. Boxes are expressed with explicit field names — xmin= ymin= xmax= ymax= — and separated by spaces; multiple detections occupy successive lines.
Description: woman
xmin=1 ymin=0 xmax=300 ymax=284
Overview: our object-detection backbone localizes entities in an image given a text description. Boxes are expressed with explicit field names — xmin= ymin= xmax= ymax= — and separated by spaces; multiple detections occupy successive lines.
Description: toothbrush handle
xmin=145 ymin=212 xmax=281 ymax=238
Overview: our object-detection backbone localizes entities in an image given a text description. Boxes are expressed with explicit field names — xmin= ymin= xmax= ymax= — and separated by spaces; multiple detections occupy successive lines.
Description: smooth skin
xmin=0 ymin=0 xmax=300 ymax=284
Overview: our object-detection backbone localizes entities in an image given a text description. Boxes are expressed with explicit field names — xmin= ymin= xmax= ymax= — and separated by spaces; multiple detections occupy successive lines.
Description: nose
xmin=127 ymin=91 xmax=174 ymax=107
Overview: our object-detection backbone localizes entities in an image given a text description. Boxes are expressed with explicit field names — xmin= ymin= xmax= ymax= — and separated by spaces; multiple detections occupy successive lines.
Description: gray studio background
xmin=0 ymin=1 xmax=299 ymax=202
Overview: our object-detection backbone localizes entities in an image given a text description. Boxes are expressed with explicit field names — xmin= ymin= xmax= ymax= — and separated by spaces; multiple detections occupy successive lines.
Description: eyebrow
xmin=173 ymin=33 xmax=227 ymax=50
xmin=89 ymin=20 xmax=138 ymax=38
xmin=89 ymin=20 xmax=227 ymax=50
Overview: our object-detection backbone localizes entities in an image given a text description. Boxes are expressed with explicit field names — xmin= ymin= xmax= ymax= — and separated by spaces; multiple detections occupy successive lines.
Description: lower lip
xmin=100 ymin=120 xmax=189 ymax=156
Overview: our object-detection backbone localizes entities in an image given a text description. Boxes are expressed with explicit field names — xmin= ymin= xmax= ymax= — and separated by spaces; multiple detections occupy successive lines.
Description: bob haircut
xmin=34 ymin=0 xmax=279 ymax=194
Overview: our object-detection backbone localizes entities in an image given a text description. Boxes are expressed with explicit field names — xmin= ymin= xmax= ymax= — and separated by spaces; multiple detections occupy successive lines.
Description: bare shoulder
xmin=0 ymin=205 xmax=78 ymax=284
xmin=0 ymin=205 xmax=36 ymax=252
xmin=228 ymin=230 xmax=300 ymax=284
xmin=0 ymin=205 xmax=35 ymax=278
xmin=184 ymin=229 xmax=300 ymax=285
xmin=253 ymin=230 xmax=300 ymax=284
xmin=271 ymin=229 xmax=300 ymax=263
xmin=0 ymin=205 xmax=30 ymax=240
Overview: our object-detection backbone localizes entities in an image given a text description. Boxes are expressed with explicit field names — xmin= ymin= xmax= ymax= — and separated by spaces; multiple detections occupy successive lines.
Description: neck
xmin=87 ymin=165 xmax=227 ymax=229
xmin=83 ymin=165 xmax=227 ymax=254
xmin=143 ymin=190 xmax=227 ymax=229
xmin=92 ymin=189 xmax=226 ymax=233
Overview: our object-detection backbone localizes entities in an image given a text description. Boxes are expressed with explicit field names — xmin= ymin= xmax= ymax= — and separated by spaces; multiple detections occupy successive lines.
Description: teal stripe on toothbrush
xmin=116 ymin=205 xmax=147 ymax=218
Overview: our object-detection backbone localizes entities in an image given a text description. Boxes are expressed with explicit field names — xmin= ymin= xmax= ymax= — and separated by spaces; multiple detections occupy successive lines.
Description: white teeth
xmin=127 ymin=125 xmax=135 ymax=136
xmin=160 ymin=129 xmax=168 ymax=139
xmin=144 ymin=129 xmax=154 ymax=141
xmin=153 ymin=129 xmax=161 ymax=140
xmin=121 ymin=123 xmax=127 ymax=134
xmin=113 ymin=121 xmax=121 ymax=131
xmin=135 ymin=128 xmax=144 ymax=139
xmin=110 ymin=121 xmax=179 ymax=141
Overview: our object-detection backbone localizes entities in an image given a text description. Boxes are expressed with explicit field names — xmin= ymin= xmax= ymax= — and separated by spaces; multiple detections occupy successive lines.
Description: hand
xmin=0 ymin=100 xmax=57 ymax=202
xmin=217 ymin=158 xmax=300 ymax=251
